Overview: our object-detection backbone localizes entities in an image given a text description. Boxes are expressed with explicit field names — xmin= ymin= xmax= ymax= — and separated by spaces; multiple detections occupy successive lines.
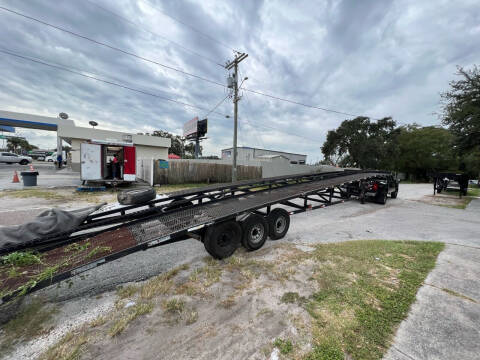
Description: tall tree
xmin=321 ymin=116 xmax=397 ymax=169
xmin=151 ymin=130 xmax=202 ymax=158
xmin=441 ymin=65 xmax=480 ymax=153
xmin=6 ymin=137 xmax=37 ymax=153
xmin=396 ymin=125 xmax=457 ymax=180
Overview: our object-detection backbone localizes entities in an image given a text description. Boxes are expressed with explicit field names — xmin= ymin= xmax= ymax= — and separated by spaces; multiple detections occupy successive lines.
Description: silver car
xmin=0 ymin=152 xmax=32 ymax=165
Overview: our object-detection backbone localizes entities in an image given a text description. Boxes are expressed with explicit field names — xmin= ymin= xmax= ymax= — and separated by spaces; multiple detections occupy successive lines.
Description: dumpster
xmin=21 ymin=171 xmax=39 ymax=186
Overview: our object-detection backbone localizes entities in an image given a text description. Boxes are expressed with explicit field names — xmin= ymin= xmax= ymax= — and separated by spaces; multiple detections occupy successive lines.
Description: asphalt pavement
xmin=0 ymin=162 xmax=81 ymax=190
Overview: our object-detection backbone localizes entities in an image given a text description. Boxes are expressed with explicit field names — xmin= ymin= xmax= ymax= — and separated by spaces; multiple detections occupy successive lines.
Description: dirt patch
xmin=415 ymin=194 xmax=472 ymax=209
xmin=22 ymin=240 xmax=443 ymax=360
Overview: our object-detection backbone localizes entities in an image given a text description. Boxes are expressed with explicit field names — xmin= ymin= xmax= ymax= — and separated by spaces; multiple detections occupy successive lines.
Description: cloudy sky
xmin=0 ymin=0 xmax=479 ymax=162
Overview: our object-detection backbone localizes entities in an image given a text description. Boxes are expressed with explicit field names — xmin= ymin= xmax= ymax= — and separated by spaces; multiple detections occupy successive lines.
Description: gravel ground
xmin=1 ymin=183 xmax=479 ymax=359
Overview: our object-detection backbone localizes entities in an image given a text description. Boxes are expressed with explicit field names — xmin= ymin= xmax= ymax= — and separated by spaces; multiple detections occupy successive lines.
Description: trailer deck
xmin=0 ymin=170 xmax=390 ymax=303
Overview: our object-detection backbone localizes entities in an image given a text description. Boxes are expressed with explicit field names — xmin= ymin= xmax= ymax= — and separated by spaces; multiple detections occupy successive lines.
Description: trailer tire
xmin=118 ymin=187 xmax=156 ymax=205
xmin=267 ymin=208 xmax=290 ymax=240
xmin=203 ymin=221 xmax=242 ymax=259
xmin=241 ymin=214 xmax=268 ymax=251
xmin=390 ymin=191 xmax=397 ymax=199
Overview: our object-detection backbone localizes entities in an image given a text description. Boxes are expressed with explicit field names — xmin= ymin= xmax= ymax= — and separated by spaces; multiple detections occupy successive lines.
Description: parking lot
xmin=0 ymin=183 xmax=479 ymax=359
xmin=0 ymin=162 xmax=81 ymax=190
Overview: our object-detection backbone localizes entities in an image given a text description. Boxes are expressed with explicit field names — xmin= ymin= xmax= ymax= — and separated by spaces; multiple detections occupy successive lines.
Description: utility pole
xmin=225 ymin=52 xmax=248 ymax=182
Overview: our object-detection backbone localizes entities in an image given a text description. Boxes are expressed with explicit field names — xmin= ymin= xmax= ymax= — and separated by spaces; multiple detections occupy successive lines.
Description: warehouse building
xmin=221 ymin=146 xmax=307 ymax=164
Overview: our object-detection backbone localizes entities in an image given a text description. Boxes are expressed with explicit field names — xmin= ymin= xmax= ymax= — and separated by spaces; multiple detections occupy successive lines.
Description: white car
xmin=0 ymin=152 xmax=32 ymax=165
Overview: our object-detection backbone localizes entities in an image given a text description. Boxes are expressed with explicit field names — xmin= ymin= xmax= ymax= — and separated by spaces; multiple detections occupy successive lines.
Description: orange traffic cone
xmin=29 ymin=163 xmax=35 ymax=171
xmin=12 ymin=171 xmax=20 ymax=183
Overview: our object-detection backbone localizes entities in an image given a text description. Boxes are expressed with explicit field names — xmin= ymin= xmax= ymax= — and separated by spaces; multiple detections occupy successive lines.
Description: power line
xmin=203 ymin=94 xmax=230 ymax=118
xmin=84 ymin=0 xmax=224 ymax=67
xmin=0 ymin=5 xmax=383 ymax=120
xmin=0 ymin=5 xmax=226 ymax=88
xmin=242 ymin=87 xmax=361 ymax=118
xmin=239 ymin=117 xmax=321 ymax=143
xmin=0 ymin=48 xmax=230 ymax=118
xmin=142 ymin=0 xmax=237 ymax=52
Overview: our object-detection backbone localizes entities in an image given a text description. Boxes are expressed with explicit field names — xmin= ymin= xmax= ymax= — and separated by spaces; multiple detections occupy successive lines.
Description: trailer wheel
xmin=267 ymin=208 xmax=290 ymax=240
xmin=390 ymin=191 xmax=397 ymax=199
xmin=241 ymin=214 xmax=268 ymax=251
xmin=203 ymin=221 xmax=242 ymax=259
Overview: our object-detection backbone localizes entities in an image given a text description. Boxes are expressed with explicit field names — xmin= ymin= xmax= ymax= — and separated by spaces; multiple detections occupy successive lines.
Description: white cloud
xmin=0 ymin=0 xmax=479 ymax=161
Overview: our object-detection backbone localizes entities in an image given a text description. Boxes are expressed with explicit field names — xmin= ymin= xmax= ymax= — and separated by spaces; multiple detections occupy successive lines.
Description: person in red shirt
xmin=112 ymin=154 xmax=119 ymax=179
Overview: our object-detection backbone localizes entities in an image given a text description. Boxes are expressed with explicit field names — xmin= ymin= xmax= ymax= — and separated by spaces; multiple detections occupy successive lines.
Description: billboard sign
xmin=183 ymin=117 xmax=198 ymax=138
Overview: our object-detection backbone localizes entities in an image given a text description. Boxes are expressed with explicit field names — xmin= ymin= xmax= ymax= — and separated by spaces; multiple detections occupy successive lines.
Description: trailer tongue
xmin=0 ymin=170 xmax=393 ymax=304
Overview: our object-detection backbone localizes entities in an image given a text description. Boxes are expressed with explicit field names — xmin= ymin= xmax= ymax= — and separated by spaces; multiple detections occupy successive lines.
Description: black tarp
xmin=0 ymin=204 xmax=105 ymax=252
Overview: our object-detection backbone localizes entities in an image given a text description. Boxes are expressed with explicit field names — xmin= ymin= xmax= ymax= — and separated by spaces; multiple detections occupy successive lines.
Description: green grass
xmin=301 ymin=240 xmax=444 ymax=360
xmin=1 ymin=251 xmax=42 ymax=266
xmin=467 ymin=186 xmax=480 ymax=197
xmin=273 ymin=338 xmax=293 ymax=355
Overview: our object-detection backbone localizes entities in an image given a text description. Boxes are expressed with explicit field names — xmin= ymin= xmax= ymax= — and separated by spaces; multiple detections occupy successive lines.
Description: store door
xmin=80 ymin=143 xmax=102 ymax=180
xmin=123 ymin=146 xmax=136 ymax=181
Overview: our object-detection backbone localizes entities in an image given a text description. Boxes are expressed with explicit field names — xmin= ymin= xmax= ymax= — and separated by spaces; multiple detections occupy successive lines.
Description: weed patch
xmin=39 ymin=329 xmax=88 ymax=360
xmin=116 ymin=284 xmax=138 ymax=299
xmin=1 ymin=251 xmax=42 ymax=267
xmin=273 ymin=338 xmax=293 ymax=355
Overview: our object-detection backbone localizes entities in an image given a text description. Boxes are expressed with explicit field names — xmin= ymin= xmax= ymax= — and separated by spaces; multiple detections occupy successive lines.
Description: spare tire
xmin=118 ymin=187 xmax=156 ymax=205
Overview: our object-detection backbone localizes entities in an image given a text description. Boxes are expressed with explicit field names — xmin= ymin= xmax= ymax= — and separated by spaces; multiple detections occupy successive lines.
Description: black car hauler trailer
xmin=0 ymin=169 xmax=394 ymax=304
xmin=432 ymin=172 xmax=469 ymax=196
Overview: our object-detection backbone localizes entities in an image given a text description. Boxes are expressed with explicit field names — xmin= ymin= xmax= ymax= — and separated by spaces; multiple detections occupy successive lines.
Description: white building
xmin=57 ymin=125 xmax=170 ymax=172
xmin=0 ymin=110 xmax=170 ymax=173
xmin=221 ymin=146 xmax=307 ymax=164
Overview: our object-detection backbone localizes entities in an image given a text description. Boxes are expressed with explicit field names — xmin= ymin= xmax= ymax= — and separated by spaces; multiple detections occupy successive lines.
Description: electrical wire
xmin=242 ymin=87 xmax=361 ymax=118
xmin=0 ymin=6 xmax=384 ymax=120
xmin=239 ymin=117 xmax=320 ymax=143
xmin=0 ymin=48 xmax=230 ymax=118
xmin=203 ymin=94 xmax=230 ymax=118
xmin=141 ymin=0 xmax=238 ymax=52
xmin=84 ymin=0 xmax=225 ymax=67
xmin=0 ymin=5 xmax=226 ymax=88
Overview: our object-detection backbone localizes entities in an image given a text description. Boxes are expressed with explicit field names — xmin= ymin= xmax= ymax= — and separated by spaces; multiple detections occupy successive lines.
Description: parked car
xmin=0 ymin=152 xmax=32 ymax=165
xmin=47 ymin=151 xmax=67 ymax=165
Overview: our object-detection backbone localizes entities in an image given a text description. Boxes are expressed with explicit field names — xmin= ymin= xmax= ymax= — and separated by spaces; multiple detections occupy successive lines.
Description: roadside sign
xmin=183 ymin=117 xmax=198 ymax=138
